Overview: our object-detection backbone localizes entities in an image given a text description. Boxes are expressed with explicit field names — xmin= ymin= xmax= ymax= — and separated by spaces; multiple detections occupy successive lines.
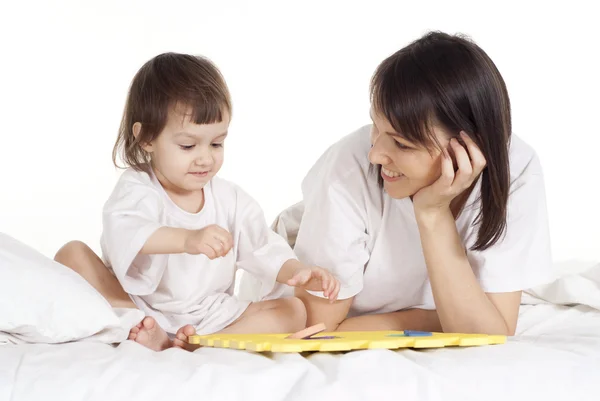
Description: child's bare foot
xmin=128 ymin=317 xmax=172 ymax=351
xmin=128 ymin=321 xmax=143 ymax=340
xmin=174 ymin=324 xmax=200 ymax=351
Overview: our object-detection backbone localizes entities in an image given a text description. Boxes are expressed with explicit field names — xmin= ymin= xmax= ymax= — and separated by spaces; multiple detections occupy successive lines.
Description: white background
xmin=0 ymin=0 xmax=598 ymax=265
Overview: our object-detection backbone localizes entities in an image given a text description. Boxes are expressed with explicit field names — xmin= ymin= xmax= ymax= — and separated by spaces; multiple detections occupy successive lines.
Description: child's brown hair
xmin=113 ymin=52 xmax=232 ymax=173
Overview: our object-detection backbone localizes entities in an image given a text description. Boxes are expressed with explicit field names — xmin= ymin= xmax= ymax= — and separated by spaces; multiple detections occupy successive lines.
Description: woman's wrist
xmin=414 ymin=205 xmax=454 ymax=230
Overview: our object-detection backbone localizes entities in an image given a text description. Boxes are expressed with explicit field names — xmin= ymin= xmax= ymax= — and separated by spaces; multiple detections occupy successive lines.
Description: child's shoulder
xmin=113 ymin=168 xmax=156 ymax=191
xmin=117 ymin=167 xmax=153 ymax=184
xmin=108 ymin=168 xmax=161 ymax=203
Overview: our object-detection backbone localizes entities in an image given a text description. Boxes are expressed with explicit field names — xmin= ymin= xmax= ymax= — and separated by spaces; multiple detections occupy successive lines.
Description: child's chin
xmin=184 ymin=182 xmax=208 ymax=191
xmin=177 ymin=178 xmax=206 ymax=191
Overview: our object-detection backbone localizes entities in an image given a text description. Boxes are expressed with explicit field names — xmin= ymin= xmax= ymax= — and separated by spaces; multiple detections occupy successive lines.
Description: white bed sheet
xmin=2 ymin=252 xmax=600 ymax=401
xmin=1 ymin=301 xmax=599 ymax=401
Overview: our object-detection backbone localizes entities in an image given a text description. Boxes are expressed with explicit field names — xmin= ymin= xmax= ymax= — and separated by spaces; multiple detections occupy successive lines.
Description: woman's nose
xmin=368 ymin=134 xmax=392 ymax=166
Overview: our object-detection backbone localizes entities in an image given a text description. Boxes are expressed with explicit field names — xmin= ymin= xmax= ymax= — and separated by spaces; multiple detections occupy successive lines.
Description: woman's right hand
xmin=412 ymin=132 xmax=486 ymax=218
xmin=184 ymin=225 xmax=233 ymax=259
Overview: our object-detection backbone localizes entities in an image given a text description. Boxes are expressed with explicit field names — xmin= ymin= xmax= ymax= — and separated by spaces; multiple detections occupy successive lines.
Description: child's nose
xmin=194 ymin=148 xmax=212 ymax=166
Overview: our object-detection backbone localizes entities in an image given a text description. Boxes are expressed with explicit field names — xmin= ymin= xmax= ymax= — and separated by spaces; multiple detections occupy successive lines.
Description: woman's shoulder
xmin=301 ymin=124 xmax=374 ymax=195
xmin=508 ymin=134 xmax=545 ymax=185
xmin=322 ymin=124 xmax=373 ymax=171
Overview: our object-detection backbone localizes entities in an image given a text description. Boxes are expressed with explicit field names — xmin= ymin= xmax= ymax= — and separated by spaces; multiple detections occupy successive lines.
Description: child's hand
xmin=287 ymin=266 xmax=340 ymax=302
xmin=184 ymin=225 xmax=233 ymax=259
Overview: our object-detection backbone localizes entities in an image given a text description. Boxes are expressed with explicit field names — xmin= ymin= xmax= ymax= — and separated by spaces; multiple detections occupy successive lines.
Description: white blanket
xmin=2 ymin=261 xmax=600 ymax=401
xmin=1 ymin=299 xmax=599 ymax=401
xmin=2 ymin=205 xmax=600 ymax=401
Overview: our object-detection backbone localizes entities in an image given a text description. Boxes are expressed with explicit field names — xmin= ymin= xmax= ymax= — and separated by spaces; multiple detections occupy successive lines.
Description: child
xmin=54 ymin=52 xmax=340 ymax=351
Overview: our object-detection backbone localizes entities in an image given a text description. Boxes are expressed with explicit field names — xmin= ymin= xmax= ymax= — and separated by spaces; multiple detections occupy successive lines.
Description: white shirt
xmin=100 ymin=169 xmax=296 ymax=335
xmin=294 ymin=125 xmax=555 ymax=318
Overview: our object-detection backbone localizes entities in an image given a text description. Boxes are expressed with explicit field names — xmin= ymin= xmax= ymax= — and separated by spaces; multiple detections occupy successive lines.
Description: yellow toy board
xmin=187 ymin=330 xmax=506 ymax=353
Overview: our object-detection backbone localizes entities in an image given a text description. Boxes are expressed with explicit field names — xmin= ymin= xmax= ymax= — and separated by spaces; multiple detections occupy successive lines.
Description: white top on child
xmin=100 ymin=168 xmax=296 ymax=335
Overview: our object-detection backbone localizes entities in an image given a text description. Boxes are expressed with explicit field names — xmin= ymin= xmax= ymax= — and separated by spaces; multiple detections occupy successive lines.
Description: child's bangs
xmin=370 ymin=54 xmax=442 ymax=151
xmin=173 ymin=98 xmax=229 ymax=126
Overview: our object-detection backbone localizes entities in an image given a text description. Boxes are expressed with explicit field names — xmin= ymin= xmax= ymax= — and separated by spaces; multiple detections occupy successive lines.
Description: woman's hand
xmin=413 ymin=132 xmax=486 ymax=216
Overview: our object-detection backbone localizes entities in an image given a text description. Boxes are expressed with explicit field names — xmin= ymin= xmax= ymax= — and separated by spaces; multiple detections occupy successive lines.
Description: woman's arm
xmin=416 ymin=209 xmax=521 ymax=335
xmin=297 ymin=289 xmax=443 ymax=333
xmin=412 ymin=133 xmax=521 ymax=335
xmin=336 ymin=308 xmax=442 ymax=332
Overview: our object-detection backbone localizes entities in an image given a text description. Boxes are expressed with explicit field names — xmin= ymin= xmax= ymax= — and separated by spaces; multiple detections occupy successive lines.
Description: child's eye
xmin=212 ymin=143 xmax=224 ymax=148
xmin=179 ymin=145 xmax=195 ymax=150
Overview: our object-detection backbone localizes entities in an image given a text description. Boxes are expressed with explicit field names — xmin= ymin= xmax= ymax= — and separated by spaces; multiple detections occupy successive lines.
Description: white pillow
xmin=0 ymin=233 xmax=137 ymax=344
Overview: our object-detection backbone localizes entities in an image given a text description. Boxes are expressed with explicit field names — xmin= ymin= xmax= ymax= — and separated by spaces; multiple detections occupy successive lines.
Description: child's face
xmin=140 ymin=107 xmax=229 ymax=193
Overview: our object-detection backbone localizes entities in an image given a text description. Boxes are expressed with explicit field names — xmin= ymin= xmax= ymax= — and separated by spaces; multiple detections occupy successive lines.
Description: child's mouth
xmin=189 ymin=171 xmax=209 ymax=177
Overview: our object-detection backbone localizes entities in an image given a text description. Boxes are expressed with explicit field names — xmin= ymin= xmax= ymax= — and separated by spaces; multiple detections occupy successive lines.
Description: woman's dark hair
xmin=113 ymin=52 xmax=232 ymax=173
xmin=370 ymin=31 xmax=511 ymax=251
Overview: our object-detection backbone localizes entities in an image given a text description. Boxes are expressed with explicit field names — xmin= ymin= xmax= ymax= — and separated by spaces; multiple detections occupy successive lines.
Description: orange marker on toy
xmin=285 ymin=323 xmax=327 ymax=339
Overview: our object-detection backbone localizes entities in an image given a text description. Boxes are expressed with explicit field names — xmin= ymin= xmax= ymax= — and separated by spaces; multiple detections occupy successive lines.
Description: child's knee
xmin=54 ymin=240 xmax=93 ymax=268
xmin=284 ymin=297 xmax=307 ymax=331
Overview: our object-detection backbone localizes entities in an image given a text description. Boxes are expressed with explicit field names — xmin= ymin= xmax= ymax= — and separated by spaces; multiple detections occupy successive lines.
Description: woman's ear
xmin=133 ymin=122 xmax=153 ymax=153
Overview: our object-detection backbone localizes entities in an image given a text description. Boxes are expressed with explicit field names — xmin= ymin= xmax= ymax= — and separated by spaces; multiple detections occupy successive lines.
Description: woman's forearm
xmin=336 ymin=308 xmax=441 ymax=332
xmin=416 ymin=208 xmax=511 ymax=335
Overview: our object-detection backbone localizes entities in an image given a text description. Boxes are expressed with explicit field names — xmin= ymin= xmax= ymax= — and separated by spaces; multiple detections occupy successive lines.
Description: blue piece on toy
xmin=403 ymin=330 xmax=432 ymax=337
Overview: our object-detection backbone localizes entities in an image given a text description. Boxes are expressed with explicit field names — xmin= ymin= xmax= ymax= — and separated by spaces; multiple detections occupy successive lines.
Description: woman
xmin=292 ymin=31 xmax=555 ymax=335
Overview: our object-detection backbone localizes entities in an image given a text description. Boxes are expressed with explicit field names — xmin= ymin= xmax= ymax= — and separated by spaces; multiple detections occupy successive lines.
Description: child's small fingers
xmin=203 ymin=244 xmax=218 ymax=259
xmin=325 ymin=274 xmax=334 ymax=293
xmin=314 ymin=269 xmax=327 ymax=286
xmin=321 ymin=274 xmax=330 ymax=293
xmin=327 ymin=276 xmax=335 ymax=292
xmin=213 ymin=230 xmax=233 ymax=251
xmin=215 ymin=237 xmax=231 ymax=256
xmin=211 ymin=241 xmax=224 ymax=256
xmin=331 ymin=281 xmax=341 ymax=302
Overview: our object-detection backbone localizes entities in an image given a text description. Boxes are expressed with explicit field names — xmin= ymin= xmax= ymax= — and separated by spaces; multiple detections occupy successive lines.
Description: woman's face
xmin=368 ymin=109 xmax=451 ymax=200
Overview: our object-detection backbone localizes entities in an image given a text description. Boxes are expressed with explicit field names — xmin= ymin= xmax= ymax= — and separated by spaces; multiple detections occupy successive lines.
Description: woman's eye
xmin=212 ymin=143 xmax=224 ymax=148
xmin=394 ymin=140 xmax=410 ymax=150
xmin=179 ymin=145 xmax=195 ymax=150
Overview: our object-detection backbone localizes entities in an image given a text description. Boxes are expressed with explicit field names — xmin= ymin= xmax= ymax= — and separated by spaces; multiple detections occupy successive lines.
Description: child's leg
xmin=54 ymin=240 xmax=171 ymax=351
xmin=173 ymin=297 xmax=307 ymax=350
xmin=219 ymin=297 xmax=307 ymax=334
xmin=54 ymin=241 xmax=135 ymax=308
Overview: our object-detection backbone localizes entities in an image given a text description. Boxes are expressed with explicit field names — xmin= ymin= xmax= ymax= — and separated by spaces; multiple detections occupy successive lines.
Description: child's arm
xmin=102 ymin=173 xmax=231 ymax=295
xmin=140 ymin=227 xmax=189 ymax=254
xmin=141 ymin=225 xmax=232 ymax=259
xmin=232 ymin=187 xmax=341 ymax=300
xmin=276 ymin=259 xmax=340 ymax=302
